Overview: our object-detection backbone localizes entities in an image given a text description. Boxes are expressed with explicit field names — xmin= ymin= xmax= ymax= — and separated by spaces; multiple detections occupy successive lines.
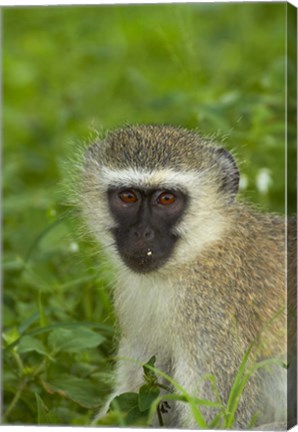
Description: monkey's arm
xmin=92 ymin=338 xmax=145 ymax=423
xmin=113 ymin=337 xmax=148 ymax=393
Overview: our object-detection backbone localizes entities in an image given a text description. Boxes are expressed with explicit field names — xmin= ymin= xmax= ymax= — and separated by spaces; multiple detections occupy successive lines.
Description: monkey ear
xmin=211 ymin=147 xmax=240 ymax=200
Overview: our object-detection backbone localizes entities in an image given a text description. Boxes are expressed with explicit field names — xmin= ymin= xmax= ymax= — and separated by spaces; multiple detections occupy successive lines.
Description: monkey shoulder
xmin=174 ymin=207 xmax=286 ymax=343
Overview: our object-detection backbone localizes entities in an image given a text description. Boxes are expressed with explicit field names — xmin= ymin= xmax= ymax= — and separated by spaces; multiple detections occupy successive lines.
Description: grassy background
xmin=2 ymin=3 xmax=296 ymax=426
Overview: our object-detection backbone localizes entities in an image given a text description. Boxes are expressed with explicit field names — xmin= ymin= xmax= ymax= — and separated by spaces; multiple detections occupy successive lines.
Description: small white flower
xmin=69 ymin=242 xmax=79 ymax=252
xmin=256 ymin=168 xmax=272 ymax=194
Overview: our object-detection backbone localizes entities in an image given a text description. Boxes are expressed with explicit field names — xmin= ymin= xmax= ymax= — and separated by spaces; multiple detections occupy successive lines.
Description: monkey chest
xmin=115 ymin=278 xmax=176 ymax=357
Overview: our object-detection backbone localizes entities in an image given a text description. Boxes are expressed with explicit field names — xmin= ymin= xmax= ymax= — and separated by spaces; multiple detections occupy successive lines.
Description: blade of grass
xmin=144 ymin=364 xmax=219 ymax=428
xmin=38 ymin=291 xmax=46 ymax=328
xmin=225 ymin=356 xmax=285 ymax=428
xmin=24 ymin=216 xmax=68 ymax=263
xmin=224 ymin=341 xmax=255 ymax=428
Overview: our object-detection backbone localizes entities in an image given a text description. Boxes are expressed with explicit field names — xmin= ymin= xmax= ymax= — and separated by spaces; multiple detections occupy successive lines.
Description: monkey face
xmin=81 ymin=126 xmax=241 ymax=272
xmin=107 ymin=187 xmax=188 ymax=273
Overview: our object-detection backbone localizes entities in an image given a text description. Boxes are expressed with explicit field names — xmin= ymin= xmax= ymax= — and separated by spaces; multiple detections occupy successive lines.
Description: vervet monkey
xmin=77 ymin=125 xmax=296 ymax=429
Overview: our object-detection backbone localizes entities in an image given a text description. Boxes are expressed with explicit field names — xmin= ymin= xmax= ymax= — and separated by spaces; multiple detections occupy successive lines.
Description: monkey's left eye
xmin=119 ymin=190 xmax=138 ymax=204
xmin=158 ymin=192 xmax=176 ymax=206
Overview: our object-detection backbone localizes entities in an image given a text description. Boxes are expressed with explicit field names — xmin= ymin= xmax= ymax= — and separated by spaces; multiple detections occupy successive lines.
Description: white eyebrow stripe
xmin=100 ymin=167 xmax=200 ymax=190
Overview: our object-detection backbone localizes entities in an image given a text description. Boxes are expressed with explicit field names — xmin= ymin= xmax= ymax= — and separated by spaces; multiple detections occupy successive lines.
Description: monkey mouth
xmin=113 ymin=228 xmax=178 ymax=273
xmin=120 ymin=248 xmax=167 ymax=273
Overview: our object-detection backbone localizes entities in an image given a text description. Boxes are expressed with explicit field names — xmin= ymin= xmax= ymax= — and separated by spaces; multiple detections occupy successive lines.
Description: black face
xmin=108 ymin=187 xmax=188 ymax=273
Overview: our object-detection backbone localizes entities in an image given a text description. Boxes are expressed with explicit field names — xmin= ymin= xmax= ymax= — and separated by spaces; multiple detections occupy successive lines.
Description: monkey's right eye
xmin=118 ymin=190 xmax=138 ymax=204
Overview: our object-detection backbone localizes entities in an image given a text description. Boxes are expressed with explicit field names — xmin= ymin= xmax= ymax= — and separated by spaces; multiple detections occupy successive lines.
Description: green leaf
xmin=41 ymin=374 xmax=102 ymax=408
xmin=19 ymin=310 xmax=42 ymax=334
xmin=35 ymin=393 xmax=60 ymax=424
xmin=5 ymin=321 xmax=113 ymax=352
xmin=47 ymin=327 xmax=105 ymax=353
xmin=17 ymin=335 xmax=47 ymax=356
xmin=35 ymin=393 xmax=49 ymax=424
xmin=138 ymin=384 xmax=160 ymax=412
xmin=143 ymin=355 xmax=157 ymax=382
xmin=110 ymin=392 xmax=149 ymax=426
xmin=110 ymin=392 xmax=139 ymax=412
xmin=2 ymin=327 xmax=20 ymax=346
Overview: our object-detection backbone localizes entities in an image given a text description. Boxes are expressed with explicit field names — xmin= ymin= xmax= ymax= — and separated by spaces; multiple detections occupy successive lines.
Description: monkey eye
xmin=157 ymin=191 xmax=176 ymax=206
xmin=118 ymin=189 xmax=138 ymax=204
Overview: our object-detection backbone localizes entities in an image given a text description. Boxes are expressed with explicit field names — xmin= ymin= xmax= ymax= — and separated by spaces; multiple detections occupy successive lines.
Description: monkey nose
xmin=133 ymin=227 xmax=154 ymax=241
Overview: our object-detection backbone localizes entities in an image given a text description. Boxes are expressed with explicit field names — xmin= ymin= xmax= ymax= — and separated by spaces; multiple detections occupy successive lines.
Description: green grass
xmin=92 ymin=343 xmax=286 ymax=428
xmin=2 ymin=3 xmax=296 ymax=426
